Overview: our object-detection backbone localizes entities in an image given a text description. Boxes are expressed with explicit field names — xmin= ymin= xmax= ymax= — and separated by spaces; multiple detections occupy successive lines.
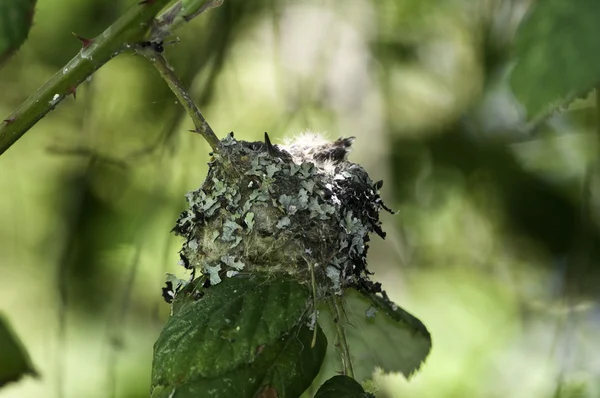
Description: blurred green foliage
xmin=0 ymin=0 xmax=36 ymax=65
xmin=1 ymin=0 xmax=600 ymax=397
xmin=510 ymin=0 xmax=600 ymax=117
xmin=0 ymin=315 xmax=37 ymax=387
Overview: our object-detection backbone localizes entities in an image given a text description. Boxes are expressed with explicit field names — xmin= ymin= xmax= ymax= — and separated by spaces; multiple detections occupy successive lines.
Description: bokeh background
xmin=2 ymin=0 xmax=600 ymax=397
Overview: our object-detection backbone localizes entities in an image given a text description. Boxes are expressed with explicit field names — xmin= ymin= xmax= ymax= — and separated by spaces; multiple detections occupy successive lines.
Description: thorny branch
xmin=0 ymin=0 xmax=224 ymax=156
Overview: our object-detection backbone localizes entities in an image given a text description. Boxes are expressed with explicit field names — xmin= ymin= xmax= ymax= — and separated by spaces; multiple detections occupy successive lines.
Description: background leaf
xmin=314 ymin=375 xmax=373 ymax=398
xmin=510 ymin=0 xmax=600 ymax=117
xmin=0 ymin=314 xmax=37 ymax=388
xmin=152 ymin=274 xmax=317 ymax=394
xmin=320 ymin=288 xmax=431 ymax=383
xmin=0 ymin=0 xmax=36 ymax=66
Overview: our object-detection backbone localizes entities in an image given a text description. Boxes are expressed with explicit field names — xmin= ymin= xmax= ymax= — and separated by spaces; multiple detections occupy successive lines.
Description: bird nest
xmin=164 ymin=132 xmax=393 ymax=301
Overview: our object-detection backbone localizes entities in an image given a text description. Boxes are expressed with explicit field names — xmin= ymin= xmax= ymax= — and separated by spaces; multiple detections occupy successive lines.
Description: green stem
xmin=137 ymin=46 xmax=219 ymax=149
xmin=596 ymin=87 xmax=600 ymax=144
xmin=0 ymin=0 xmax=172 ymax=156
xmin=309 ymin=262 xmax=318 ymax=348
xmin=329 ymin=296 xmax=355 ymax=378
xmin=151 ymin=0 xmax=224 ymax=41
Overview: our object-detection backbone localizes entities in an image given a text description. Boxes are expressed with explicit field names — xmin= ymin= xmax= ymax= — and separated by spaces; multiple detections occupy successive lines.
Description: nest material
xmin=170 ymin=132 xmax=392 ymax=298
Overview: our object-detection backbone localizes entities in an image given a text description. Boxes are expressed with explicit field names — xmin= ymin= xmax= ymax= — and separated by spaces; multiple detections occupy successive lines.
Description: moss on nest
xmin=167 ymin=132 xmax=392 ymax=300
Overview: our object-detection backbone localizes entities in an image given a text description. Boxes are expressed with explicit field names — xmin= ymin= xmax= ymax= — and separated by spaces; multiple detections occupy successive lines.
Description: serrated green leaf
xmin=314 ymin=375 xmax=373 ymax=398
xmin=0 ymin=0 xmax=36 ymax=66
xmin=0 ymin=314 xmax=38 ymax=387
xmin=152 ymin=324 xmax=326 ymax=398
xmin=510 ymin=0 xmax=600 ymax=117
xmin=320 ymin=288 xmax=431 ymax=382
xmin=152 ymin=275 xmax=314 ymax=390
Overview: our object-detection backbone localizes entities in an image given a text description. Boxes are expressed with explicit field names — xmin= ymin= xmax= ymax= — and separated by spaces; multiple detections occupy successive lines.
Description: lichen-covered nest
xmin=167 ymin=132 xmax=392 ymax=300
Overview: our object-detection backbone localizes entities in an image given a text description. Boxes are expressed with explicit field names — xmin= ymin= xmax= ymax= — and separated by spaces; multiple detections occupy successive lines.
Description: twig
xmin=328 ymin=296 xmax=355 ymax=378
xmin=46 ymin=145 xmax=129 ymax=168
xmin=0 ymin=0 xmax=172 ymax=156
xmin=137 ymin=45 xmax=219 ymax=150
xmin=596 ymin=86 xmax=600 ymax=145
xmin=151 ymin=0 xmax=224 ymax=42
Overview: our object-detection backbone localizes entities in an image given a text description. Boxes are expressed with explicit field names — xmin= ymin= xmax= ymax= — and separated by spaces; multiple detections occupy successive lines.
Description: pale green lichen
xmin=220 ymin=255 xmax=245 ymax=270
xmin=244 ymin=212 xmax=255 ymax=231
xmin=276 ymin=216 xmax=290 ymax=229
xmin=221 ymin=220 xmax=241 ymax=242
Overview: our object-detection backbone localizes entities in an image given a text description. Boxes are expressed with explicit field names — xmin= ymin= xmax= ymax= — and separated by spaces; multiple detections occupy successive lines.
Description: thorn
xmin=27 ymin=8 xmax=35 ymax=22
xmin=72 ymin=33 xmax=93 ymax=49
xmin=67 ymin=86 xmax=77 ymax=100
xmin=374 ymin=180 xmax=383 ymax=190
xmin=264 ymin=132 xmax=277 ymax=156
xmin=255 ymin=345 xmax=265 ymax=356
xmin=3 ymin=117 xmax=16 ymax=126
